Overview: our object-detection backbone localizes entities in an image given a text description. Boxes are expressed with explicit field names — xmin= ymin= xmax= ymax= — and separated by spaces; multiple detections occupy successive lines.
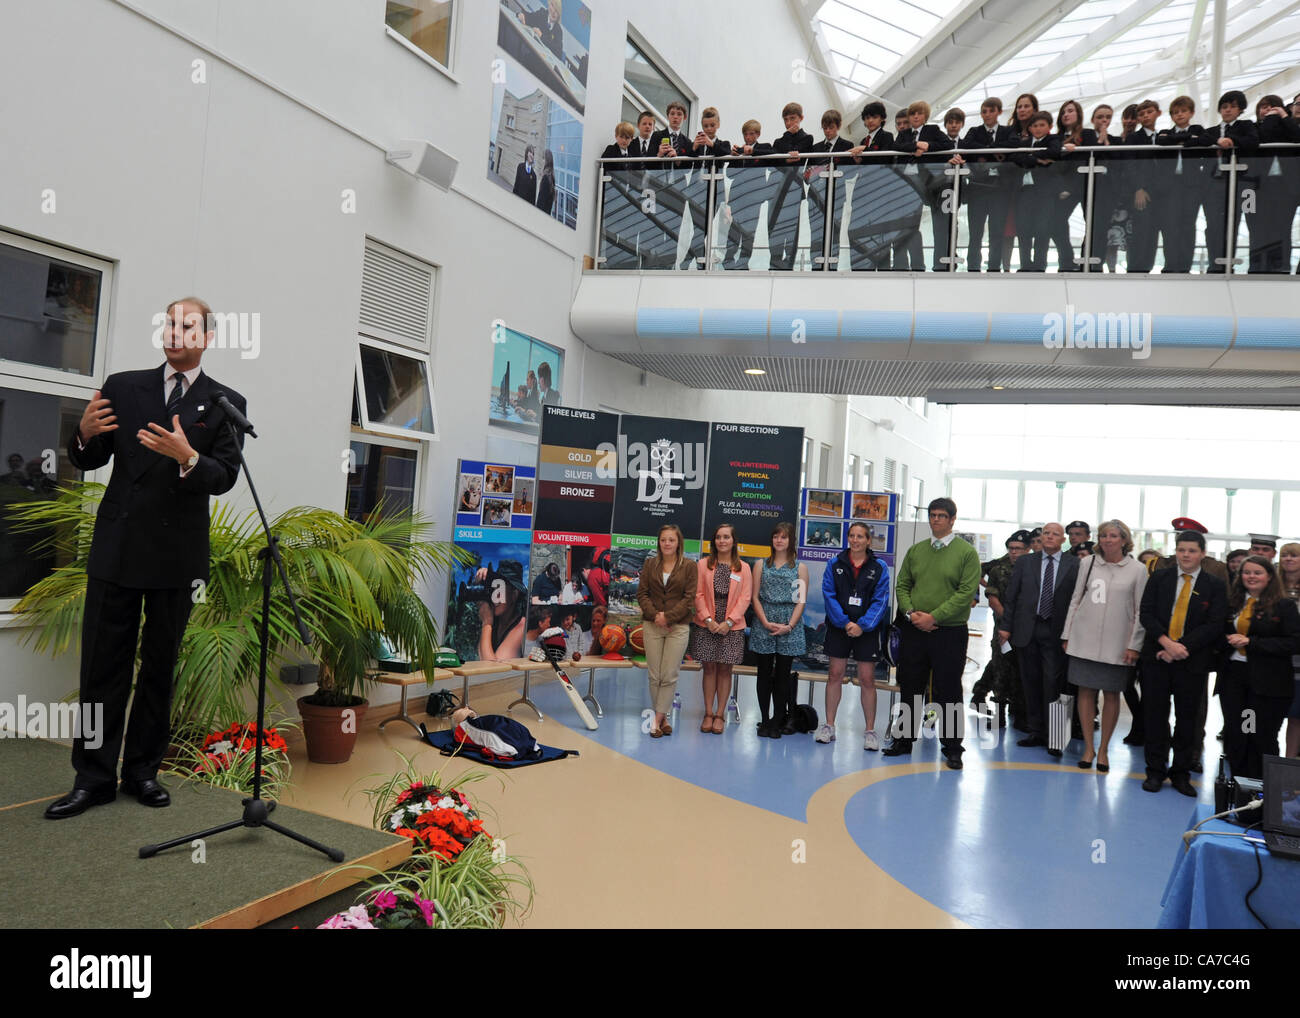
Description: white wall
xmin=0 ymin=0 xmax=948 ymax=710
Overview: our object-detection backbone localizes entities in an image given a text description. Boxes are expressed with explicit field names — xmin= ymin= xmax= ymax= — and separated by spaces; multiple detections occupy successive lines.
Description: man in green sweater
xmin=886 ymin=497 xmax=981 ymax=768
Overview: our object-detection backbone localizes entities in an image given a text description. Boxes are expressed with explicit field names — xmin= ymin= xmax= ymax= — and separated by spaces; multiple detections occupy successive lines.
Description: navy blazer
xmin=1139 ymin=566 xmax=1228 ymax=671
xmin=1219 ymin=597 xmax=1300 ymax=697
xmin=67 ymin=365 xmax=246 ymax=589
xmin=1000 ymin=550 xmax=1080 ymax=646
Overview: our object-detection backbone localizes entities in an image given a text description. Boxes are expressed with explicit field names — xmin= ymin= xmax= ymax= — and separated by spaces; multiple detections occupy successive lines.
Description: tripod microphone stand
xmin=140 ymin=405 xmax=343 ymax=862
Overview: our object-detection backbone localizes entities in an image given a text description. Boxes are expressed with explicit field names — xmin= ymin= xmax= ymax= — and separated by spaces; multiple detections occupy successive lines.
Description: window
xmin=1185 ymin=487 xmax=1228 ymax=533
xmin=385 ymin=0 xmax=455 ymax=71
xmin=861 ymin=459 xmax=873 ymax=491
xmin=1 ymin=234 xmax=109 ymax=384
xmin=355 ymin=341 xmax=437 ymax=442
xmin=1 ymin=232 xmax=110 ymax=609
xmin=1060 ymin=482 xmax=1099 ymax=531
xmin=818 ymin=443 xmax=832 ymax=488
xmin=1230 ymin=488 xmax=1274 ymax=537
xmin=623 ymin=34 xmax=690 ymax=127
xmin=1022 ymin=480 xmax=1058 ymax=526
xmin=800 ymin=437 xmax=813 ymax=489
xmin=844 ymin=454 xmax=858 ymax=491
xmin=985 ymin=479 xmax=1018 ymax=521
xmin=346 ymin=439 xmax=419 ymax=523
xmin=951 ymin=477 xmax=983 ymax=519
xmin=1141 ymin=485 xmax=1183 ymax=529
xmin=909 ymin=476 xmax=924 ymax=518
xmin=1102 ymin=483 xmax=1142 ymax=528
xmin=900 ymin=464 xmax=909 ymax=504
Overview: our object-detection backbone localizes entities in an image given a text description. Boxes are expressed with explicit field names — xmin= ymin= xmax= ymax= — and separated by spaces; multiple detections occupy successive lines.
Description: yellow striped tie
xmin=1169 ymin=574 xmax=1193 ymax=641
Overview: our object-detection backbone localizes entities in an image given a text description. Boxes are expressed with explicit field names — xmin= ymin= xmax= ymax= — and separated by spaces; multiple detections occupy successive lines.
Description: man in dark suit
xmin=998 ymin=521 xmax=1079 ymax=757
xmin=682 ymin=107 xmax=731 ymax=269
xmin=45 ymin=297 xmax=247 ymax=819
xmin=517 ymin=1 xmax=564 ymax=60
xmin=512 ymin=145 xmax=538 ymax=204
xmin=643 ymin=102 xmax=693 ymax=268
xmin=893 ymin=101 xmax=956 ymax=270
xmin=1138 ymin=529 xmax=1227 ymax=795
xmin=1190 ymin=90 xmax=1259 ymax=272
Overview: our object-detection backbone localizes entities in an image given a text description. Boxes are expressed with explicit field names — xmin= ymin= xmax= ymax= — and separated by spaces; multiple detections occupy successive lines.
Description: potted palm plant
xmin=9 ymin=484 xmax=468 ymax=763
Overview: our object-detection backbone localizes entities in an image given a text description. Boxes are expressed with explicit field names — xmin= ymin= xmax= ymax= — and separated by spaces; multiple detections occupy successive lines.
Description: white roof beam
xmin=1017 ymin=0 xmax=1178 ymax=96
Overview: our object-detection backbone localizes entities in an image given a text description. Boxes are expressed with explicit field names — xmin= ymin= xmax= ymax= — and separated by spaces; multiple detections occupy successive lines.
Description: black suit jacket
xmin=520 ymin=8 xmax=563 ymax=59
xmin=855 ymin=128 xmax=895 ymax=154
xmin=1219 ymin=597 xmax=1300 ymax=697
xmin=1001 ymin=550 xmax=1080 ymax=646
xmin=512 ymin=162 xmax=537 ymax=202
xmin=1139 ymin=567 xmax=1228 ymax=672
xmin=68 ymin=366 xmax=245 ymax=589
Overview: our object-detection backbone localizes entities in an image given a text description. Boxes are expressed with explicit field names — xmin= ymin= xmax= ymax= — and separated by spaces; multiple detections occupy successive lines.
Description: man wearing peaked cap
xmin=1029 ymin=527 xmax=1043 ymax=553
xmin=1248 ymin=534 xmax=1278 ymax=562
xmin=971 ymin=529 xmax=1032 ymax=728
xmin=1066 ymin=521 xmax=1091 ymax=547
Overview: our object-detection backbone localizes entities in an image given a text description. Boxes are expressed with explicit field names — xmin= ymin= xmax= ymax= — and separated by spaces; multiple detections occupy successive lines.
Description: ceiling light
xmin=744 ymin=368 xmax=766 ymax=375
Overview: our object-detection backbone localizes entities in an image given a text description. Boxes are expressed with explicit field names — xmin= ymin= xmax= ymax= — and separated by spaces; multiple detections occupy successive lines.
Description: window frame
xmin=622 ymin=27 xmax=695 ymax=129
xmin=383 ymin=0 xmax=461 ymax=82
xmin=345 ymin=429 xmax=425 ymax=522
xmin=0 ymin=229 xmax=113 ymax=389
xmin=354 ymin=337 xmax=440 ymax=444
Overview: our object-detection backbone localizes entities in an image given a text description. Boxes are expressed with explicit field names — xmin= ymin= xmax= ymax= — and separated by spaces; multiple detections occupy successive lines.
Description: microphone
xmin=212 ymin=391 xmax=257 ymax=438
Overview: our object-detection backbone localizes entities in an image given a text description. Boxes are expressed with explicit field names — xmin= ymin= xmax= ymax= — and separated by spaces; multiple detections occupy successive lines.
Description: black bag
xmin=789 ymin=704 xmax=819 ymax=733
xmin=426 ymin=689 xmax=461 ymax=718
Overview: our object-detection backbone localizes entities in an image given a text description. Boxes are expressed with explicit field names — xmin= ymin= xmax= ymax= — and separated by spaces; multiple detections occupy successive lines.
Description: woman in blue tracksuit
xmin=817 ymin=521 xmax=891 ymax=748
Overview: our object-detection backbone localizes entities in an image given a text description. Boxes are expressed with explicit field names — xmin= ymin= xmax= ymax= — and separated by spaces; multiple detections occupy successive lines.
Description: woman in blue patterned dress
xmin=749 ymin=522 xmax=808 ymax=737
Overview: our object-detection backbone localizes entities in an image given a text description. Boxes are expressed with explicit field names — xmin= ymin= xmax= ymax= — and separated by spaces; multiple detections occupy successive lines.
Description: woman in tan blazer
xmin=636 ymin=524 xmax=698 ymax=737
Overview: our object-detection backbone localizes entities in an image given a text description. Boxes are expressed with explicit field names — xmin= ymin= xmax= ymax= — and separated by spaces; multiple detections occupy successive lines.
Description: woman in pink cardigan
xmin=690 ymin=522 xmax=753 ymax=733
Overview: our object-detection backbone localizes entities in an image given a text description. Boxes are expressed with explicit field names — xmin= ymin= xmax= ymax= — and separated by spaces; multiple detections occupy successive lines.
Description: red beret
xmin=1171 ymin=517 xmax=1207 ymax=534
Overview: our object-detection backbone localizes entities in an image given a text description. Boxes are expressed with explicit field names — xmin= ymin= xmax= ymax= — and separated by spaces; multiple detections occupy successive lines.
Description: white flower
xmin=208 ymin=739 xmax=234 ymax=755
xmin=436 ymin=796 xmax=456 ymax=809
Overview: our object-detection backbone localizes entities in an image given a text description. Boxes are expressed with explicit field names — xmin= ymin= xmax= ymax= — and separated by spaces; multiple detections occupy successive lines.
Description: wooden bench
xmin=372 ymin=667 xmax=455 ymax=735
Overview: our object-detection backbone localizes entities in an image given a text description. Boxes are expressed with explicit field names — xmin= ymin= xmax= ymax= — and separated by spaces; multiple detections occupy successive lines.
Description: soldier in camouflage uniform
xmin=971 ymin=529 xmax=1032 ymax=728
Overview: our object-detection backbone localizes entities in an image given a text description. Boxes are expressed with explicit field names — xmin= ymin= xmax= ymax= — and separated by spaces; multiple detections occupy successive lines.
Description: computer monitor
xmin=498 ymin=361 xmax=511 ymax=414
xmin=1263 ymin=755 xmax=1300 ymax=836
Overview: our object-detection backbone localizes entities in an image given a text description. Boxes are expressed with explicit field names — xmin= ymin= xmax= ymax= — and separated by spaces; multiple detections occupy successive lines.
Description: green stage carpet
xmin=0 ymin=739 xmax=406 ymax=928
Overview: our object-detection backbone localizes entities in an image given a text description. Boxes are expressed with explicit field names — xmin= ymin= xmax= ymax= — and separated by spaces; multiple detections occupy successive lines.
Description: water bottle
xmin=726 ymin=692 xmax=740 ymax=724
xmin=671 ymin=689 xmax=681 ymax=728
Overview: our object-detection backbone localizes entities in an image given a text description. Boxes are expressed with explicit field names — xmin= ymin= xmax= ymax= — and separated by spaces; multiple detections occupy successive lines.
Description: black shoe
xmin=882 ymin=741 xmax=913 ymax=757
xmin=1046 ymin=747 xmax=1063 ymax=758
xmin=1142 ymin=775 xmax=1164 ymax=793
xmin=120 ymin=777 xmax=170 ymax=808
xmin=1011 ymin=718 xmax=1031 ymax=734
xmin=1190 ymin=756 xmax=1203 ymax=774
xmin=1017 ymin=735 xmax=1046 ymax=747
xmin=1122 ymin=732 xmax=1144 ymax=746
xmin=756 ymin=721 xmax=770 ymax=738
xmin=44 ymin=786 xmax=115 ymax=820
xmin=1216 ymin=729 xmax=1224 ymax=741
xmin=1171 ymin=776 xmax=1197 ymax=798
xmin=780 ymin=717 xmax=797 ymax=735
xmin=944 ymin=752 xmax=963 ymax=770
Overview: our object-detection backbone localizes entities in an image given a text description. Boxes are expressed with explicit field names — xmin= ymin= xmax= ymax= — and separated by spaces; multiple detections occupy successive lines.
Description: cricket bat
xmin=547 ymin=657 xmax=598 ymax=730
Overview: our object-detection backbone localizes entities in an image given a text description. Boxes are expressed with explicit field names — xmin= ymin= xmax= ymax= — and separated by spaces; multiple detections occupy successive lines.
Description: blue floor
xmin=523 ymin=644 xmax=1221 ymax=929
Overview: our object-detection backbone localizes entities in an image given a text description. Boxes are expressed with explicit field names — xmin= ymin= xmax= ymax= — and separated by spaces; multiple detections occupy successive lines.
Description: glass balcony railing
xmin=593 ymin=143 xmax=1300 ymax=275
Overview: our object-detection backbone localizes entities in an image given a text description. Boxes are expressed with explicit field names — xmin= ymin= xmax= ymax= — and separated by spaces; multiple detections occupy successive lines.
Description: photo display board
xmin=701 ymin=423 xmax=805 ymax=558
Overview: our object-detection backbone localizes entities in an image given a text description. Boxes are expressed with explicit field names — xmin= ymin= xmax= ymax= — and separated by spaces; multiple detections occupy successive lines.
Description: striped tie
xmin=166 ymin=373 xmax=186 ymax=417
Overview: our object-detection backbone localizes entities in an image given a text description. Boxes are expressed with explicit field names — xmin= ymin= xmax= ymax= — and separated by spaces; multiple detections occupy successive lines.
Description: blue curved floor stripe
xmin=844 ymin=768 xmax=1200 ymax=929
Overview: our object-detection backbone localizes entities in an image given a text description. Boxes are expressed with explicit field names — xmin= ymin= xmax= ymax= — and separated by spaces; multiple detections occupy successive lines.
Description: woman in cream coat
xmin=1061 ymin=519 xmax=1147 ymax=772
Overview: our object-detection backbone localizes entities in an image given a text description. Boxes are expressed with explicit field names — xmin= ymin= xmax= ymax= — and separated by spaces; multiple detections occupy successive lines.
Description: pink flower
xmin=317 ymin=905 xmax=375 ymax=929
xmin=371 ymin=890 xmax=397 ymax=912
xmin=414 ymin=895 xmax=437 ymax=927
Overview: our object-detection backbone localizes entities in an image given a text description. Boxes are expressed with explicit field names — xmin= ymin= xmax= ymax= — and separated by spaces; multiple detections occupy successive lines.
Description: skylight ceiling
xmin=811 ymin=0 xmax=1300 ymax=121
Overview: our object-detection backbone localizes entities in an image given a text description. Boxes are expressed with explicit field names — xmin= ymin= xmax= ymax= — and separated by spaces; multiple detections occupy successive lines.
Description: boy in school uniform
xmin=1190 ymin=90 xmax=1259 ymax=271
xmin=943 ymin=107 xmax=965 ymax=142
xmin=1153 ymin=95 xmax=1205 ymax=273
xmin=1013 ymin=111 xmax=1062 ymax=271
xmin=598 ymin=121 xmax=643 ymax=269
xmin=723 ymin=119 xmax=774 ymax=270
xmin=894 ymin=100 xmax=956 ymax=270
xmin=960 ymin=97 xmax=1016 ymax=271
xmin=1248 ymin=95 xmax=1300 ymax=273
xmin=643 ymin=100 xmax=693 ymax=269
xmin=681 ymin=106 xmax=732 ymax=269
xmin=806 ymin=109 xmax=853 ymax=270
xmin=767 ymin=102 xmax=816 ymax=269
xmin=1124 ymin=99 xmax=1163 ymax=273
xmin=843 ymin=101 xmax=900 ymax=270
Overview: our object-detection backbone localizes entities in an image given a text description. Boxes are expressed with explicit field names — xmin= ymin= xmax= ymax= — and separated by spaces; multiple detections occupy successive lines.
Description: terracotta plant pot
xmin=297 ymin=696 xmax=369 ymax=764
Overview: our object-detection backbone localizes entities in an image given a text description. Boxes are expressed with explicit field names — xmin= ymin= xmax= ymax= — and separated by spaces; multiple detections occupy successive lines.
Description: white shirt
xmin=1230 ymin=595 xmax=1255 ymax=662
xmin=931 ymin=533 xmax=956 ymax=550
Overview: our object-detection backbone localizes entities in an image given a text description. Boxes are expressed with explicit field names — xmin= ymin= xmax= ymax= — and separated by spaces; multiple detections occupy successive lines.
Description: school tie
xmin=1169 ymin=574 xmax=1193 ymax=641
xmin=932 ymin=539 xmax=943 ymax=551
xmin=1235 ymin=596 xmax=1256 ymax=657
xmin=166 ymin=372 xmax=186 ymax=417
xmin=1038 ymin=555 xmax=1055 ymax=618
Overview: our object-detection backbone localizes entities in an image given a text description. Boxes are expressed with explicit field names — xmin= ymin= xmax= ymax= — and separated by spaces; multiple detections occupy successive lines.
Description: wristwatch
xmin=183 ymin=452 xmax=199 ymax=470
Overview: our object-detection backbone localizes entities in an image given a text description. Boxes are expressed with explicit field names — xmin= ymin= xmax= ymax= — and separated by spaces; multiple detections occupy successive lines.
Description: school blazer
xmin=1139 ymin=566 xmax=1228 ymax=671
xmin=1218 ymin=598 xmax=1300 ymax=697
xmin=693 ymin=559 xmax=754 ymax=629
xmin=636 ymin=555 xmax=699 ymax=627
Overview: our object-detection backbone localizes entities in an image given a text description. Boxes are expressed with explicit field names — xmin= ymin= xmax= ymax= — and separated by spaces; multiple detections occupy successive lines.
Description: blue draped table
xmin=1159 ymin=804 xmax=1300 ymax=929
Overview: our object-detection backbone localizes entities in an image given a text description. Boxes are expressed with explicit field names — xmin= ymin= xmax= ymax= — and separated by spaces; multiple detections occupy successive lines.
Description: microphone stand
xmin=140 ymin=408 xmax=344 ymax=862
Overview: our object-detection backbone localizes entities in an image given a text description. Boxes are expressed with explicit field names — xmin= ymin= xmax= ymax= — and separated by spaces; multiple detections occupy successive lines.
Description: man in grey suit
xmin=998 ymin=522 xmax=1079 ymax=758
